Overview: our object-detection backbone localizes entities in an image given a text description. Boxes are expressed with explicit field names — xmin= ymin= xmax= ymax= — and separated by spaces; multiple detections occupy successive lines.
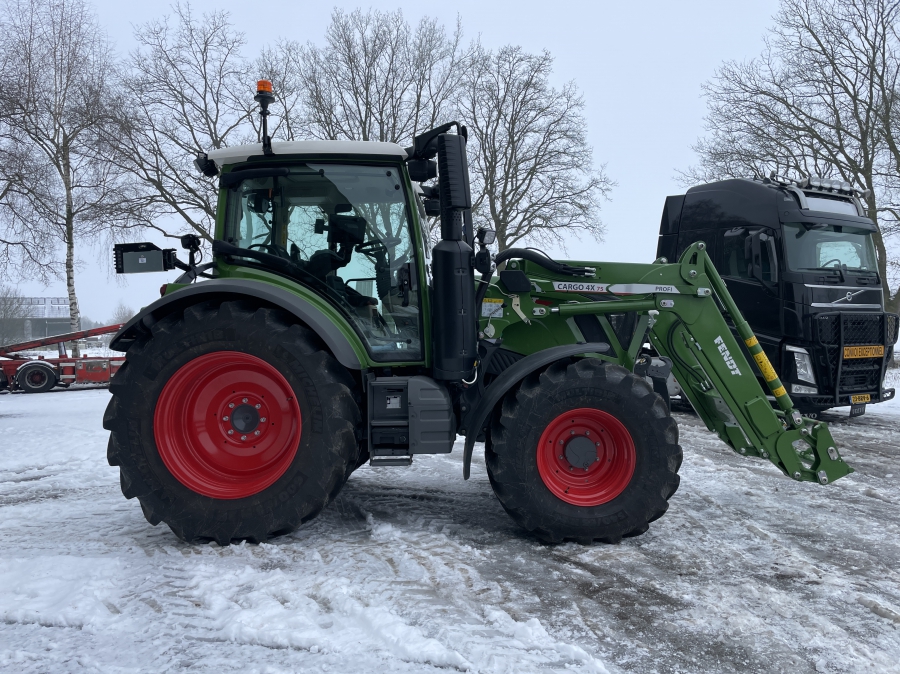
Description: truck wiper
xmin=800 ymin=266 xmax=845 ymax=282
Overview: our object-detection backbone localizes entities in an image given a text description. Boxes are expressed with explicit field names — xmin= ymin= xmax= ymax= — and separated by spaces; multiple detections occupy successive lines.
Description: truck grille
xmin=815 ymin=312 xmax=884 ymax=345
xmin=813 ymin=312 xmax=897 ymax=400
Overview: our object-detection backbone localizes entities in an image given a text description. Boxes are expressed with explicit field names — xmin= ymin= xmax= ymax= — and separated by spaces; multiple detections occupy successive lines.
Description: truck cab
xmin=657 ymin=177 xmax=898 ymax=415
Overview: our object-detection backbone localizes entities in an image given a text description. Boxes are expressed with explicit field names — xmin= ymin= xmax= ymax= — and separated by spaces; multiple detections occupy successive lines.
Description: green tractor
xmin=105 ymin=81 xmax=852 ymax=545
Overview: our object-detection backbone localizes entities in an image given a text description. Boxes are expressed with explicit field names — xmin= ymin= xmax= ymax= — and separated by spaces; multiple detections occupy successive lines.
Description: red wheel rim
xmin=536 ymin=408 xmax=636 ymax=506
xmin=26 ymin=370 xmax=47 ymax=387
xmin=153 ymin=351 xmax=301 ymax=499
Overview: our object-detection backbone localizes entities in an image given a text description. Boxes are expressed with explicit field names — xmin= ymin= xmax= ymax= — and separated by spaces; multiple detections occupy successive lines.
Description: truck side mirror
xmin=745 ymin=229 xmax=778 ymax=287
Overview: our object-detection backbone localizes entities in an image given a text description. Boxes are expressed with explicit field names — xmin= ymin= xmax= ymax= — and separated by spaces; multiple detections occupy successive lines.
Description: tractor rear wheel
xmin=486 ymin=358 xmax=682 ymax=544
xmin=103 ymin=300 xmax=361 ymax=544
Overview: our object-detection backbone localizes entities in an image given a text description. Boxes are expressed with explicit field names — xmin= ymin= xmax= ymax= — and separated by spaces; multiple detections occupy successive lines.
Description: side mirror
xmin=745 ymin=229 xmax=779 ymax=286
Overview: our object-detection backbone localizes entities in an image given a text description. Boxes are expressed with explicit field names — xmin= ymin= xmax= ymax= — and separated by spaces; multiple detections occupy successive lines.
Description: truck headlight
xmin=792 ymin=384 xmax=818 ymax=394
xmin=786 ymin=345 xmax=816 ymax=384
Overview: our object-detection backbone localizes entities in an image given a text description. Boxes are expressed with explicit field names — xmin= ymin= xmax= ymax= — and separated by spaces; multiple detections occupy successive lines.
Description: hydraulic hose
xmin=494 ymin=248 xmax=594 ymax=277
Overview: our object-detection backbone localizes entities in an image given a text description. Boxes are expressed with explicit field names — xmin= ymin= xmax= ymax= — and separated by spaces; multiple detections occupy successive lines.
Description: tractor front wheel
xmin=486 ymin=358 xmax=682 ymax=544
xmin=103 ymin=301 xmax=361 ymax=544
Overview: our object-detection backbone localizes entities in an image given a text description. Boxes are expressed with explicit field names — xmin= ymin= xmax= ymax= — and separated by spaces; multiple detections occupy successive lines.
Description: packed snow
xmin=0 ymin=376 xmax=898 ymax=673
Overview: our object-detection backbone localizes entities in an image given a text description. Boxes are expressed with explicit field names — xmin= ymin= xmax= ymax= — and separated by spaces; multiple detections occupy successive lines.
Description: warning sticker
xmin=481 ymin=298 xmax=504 ymax=318
xmin=552 ymin=281 xmax=609 ymax=293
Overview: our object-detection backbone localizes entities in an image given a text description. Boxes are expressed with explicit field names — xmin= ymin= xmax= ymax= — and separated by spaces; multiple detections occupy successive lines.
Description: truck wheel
xmin=103 ymin=301 xmax=361 ymax=544
xmin=17 ymin=363 xmax=57 ymax=393
xmin=486 ymin=358 xmax=682 ymax=544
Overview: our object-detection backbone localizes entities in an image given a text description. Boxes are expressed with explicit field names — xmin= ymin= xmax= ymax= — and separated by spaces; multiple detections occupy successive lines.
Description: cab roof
xmin=206 ymin=140 xmax=408 ymax=168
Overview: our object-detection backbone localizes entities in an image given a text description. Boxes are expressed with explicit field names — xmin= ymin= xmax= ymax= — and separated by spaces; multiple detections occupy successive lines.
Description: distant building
xmin=21 ymin=298 xmax=72 ymax=339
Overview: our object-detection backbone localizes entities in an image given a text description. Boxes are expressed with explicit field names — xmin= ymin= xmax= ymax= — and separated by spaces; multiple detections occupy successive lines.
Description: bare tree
xmin=684 ymin=0 xmax=900 ymax=312
xmin=110 ymin=302 xmax=135 ymax=326
xmin=114 ymin=3 xmax=252 ymax=242
xmin=0 ymin=0 xmax=143 ymax=336
xmin=460 ymin=45 xmax=612 ymax=252
xmin=0 ymin=151 xmax=61 ymax=282
xmin=279 ymin=8 xmax=466 ymax=144
xmin=0 ymin=285 xmax=28 ymax=346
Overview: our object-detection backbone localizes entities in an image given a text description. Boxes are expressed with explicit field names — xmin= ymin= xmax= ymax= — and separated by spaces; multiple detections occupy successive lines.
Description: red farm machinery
xmin=0 ymin=325 xmax=125 ymax=393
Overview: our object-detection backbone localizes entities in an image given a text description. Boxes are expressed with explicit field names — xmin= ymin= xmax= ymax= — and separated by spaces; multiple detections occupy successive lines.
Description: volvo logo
xmin=834 ymin=289 xmax=866 ymax=303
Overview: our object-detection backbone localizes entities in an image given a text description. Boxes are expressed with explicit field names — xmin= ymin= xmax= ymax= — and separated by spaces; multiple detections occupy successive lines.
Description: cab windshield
xmin=782 ymin=223 xmax=878 ymax=273
xmin=222 ymin=163 xmax=421 ymax=361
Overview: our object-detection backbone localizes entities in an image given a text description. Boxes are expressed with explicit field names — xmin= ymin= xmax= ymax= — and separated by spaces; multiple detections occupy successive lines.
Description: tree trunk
xmin=63 ymin=163 xmax=81 ymax=357
xmin=867 ymin=194 xmax=899 ymax=314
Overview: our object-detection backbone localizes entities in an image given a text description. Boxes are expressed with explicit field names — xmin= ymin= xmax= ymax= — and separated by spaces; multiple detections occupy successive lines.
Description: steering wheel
xmin=357 ymin=240 xmax=386 ymax=254
xmin=821 ymin=258 xmax=843 ymax=268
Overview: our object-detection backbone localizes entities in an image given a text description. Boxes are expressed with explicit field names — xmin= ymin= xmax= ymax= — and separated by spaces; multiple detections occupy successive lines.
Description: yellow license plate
xmin=851 ymin=394 xmax=871 ymax=404
xmin=843 ymin=345 xmax=884 ymax=359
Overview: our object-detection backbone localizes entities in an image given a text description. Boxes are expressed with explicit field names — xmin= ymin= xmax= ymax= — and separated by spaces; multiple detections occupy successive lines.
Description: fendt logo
xmin=714 ymin=336 xmax=742 ymax=375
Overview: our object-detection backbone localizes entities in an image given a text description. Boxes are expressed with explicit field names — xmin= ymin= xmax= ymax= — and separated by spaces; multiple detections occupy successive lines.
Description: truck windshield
xmin=782 ymin=223 xmax=878 ymax=273
xmin=222 ymin=163 xmax=422 ymax=361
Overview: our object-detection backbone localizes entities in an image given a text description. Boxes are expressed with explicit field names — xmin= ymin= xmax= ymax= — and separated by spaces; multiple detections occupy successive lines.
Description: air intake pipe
xmin=431 ymin=132 xmax=477 ymax=381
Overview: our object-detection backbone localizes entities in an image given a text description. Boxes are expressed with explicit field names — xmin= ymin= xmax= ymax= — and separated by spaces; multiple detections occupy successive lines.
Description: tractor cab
xmin=207 ymin=144 xmax=425 ymax=363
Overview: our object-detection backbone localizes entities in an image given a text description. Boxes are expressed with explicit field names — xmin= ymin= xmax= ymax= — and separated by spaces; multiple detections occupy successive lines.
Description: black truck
xmin=657 ymin=176 xmax=898 ymax=417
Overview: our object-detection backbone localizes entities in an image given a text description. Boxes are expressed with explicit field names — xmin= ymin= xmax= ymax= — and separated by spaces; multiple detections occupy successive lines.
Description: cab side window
xmin=224 ymin=164 xmax=422 ymax=362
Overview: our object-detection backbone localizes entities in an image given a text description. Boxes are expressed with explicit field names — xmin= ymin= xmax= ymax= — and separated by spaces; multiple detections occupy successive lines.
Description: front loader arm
xmin=552 ymin=242 xmax=852 ymax=485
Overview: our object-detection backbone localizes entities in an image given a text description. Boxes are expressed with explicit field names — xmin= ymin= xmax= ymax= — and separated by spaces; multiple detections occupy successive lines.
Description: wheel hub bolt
xmin=242 ymin=398 xmax=248 ymax=403
xmin=255 ymin=404 xmax=261 ymax=409
xmin=241 ymin=435 xmax=247 ymax=440
xmin=227 ymin=430 xmax=234 ymax=435
xmin=223 ymin=415 xmax=229 ymax=421
xmin=254 ymin=430 xmax=261 ymax=436
xmin=228 ymin=403 xmax=235 ymax=409
xmin=260 ymin=417 xmax=267 ymax=423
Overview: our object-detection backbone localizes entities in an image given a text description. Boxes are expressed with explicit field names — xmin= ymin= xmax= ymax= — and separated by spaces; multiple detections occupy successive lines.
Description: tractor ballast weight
xmin=104 ymin=82 xmax=854 ymax=546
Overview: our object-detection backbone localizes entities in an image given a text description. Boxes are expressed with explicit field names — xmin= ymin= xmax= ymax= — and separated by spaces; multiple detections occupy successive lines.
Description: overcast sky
xmin=15 ymin=0 xmax=782 ymax=322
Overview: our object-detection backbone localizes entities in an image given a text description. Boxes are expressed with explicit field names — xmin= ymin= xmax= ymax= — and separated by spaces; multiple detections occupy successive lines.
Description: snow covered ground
xmin=0 ymin=381 xmax=898 ymax=673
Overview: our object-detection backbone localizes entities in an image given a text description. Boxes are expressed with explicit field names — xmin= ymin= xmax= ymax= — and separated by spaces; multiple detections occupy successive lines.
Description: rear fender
xmin=110 ymin=279 xmax=364 ymax=370
xmin=16 ymin=360 xmax=56 ymax=374
xmin=461 ymin=342 xmax=610 ymax=479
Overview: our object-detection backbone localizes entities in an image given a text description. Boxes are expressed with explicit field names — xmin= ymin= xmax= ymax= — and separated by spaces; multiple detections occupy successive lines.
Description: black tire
xmin=17 ymin=363 xmax=57 ymax=393
xmin=486 ymin=358 xmax=682 ymax=544
xmin=103 ymin=300 xmax=362 ymax=544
